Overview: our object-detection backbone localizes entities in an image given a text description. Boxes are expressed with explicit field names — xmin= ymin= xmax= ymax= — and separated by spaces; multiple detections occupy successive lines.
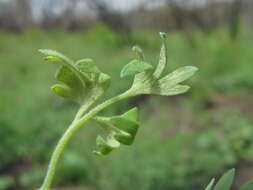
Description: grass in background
xmin=1 ymin=25 xmax=253 ymax=189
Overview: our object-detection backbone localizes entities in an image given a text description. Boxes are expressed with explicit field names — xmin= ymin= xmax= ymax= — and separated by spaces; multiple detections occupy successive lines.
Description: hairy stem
xmin=39 ymin=90 xmax=132 ymax=190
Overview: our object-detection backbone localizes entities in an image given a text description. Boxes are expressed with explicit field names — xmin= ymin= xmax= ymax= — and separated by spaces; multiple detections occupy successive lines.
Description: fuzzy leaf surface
xmin=153 ymin=32 xmax=167 ymax=78
xmin=39 ymin=49 xmax=111 ymax=105
xmin=120 ymin=59 xmax=153 ymax=78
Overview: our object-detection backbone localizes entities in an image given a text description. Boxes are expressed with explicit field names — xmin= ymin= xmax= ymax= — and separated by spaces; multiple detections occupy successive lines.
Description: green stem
xmin=39 ymin=90 xmax=132 ymax=190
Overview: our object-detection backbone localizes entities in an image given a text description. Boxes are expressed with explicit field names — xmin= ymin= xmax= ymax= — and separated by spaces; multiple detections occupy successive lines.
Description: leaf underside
xmin=39 ymin=49 xmax=111 ymax=105
xmin=39 ymin=32 xmax=198 ymax=157
xmin=93 ymin=108 xmax=139 ymax=156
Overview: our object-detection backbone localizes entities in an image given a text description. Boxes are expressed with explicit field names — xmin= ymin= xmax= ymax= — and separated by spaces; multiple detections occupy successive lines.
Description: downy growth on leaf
xmin=39 ymin=32 xmax=198 ymax=157
xmin=38 ymin=32 xmax=199 ymax=190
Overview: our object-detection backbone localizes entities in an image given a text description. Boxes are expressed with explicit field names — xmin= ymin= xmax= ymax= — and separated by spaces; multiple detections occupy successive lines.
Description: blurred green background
xmin=1 ymin=0 xmax=253 ymax=190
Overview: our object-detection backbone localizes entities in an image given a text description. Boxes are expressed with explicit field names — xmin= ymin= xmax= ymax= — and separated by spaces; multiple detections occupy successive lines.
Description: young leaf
xmin=75 ymin=59 xmax=100 ymax=74
xmin=39 ymin=49 xmax=73 ymax=64
xmin=55 ymin=66 xmax=83 ymax=88
xmin=98 ymin=73 xmax=111 ymax=89
xmin=110 ymin=107 xmax=139 ymax=145
xmin=130 ymin=66 xmax=197 ymax=96
xmin=93 ymin=107 xmax=139 ymax=148
xmin=120 ymin=59 xmax=153 ymax=78
xmin=132 ymin=45 xmax=145 ymax=60
xmin=239 ymin=180 xmax=253 ymax=190
xmin=213 ymin=169 xmax=235 ymax=190
xmin=39 ymin=49 xmax=85 ymax=82
xmin=51 ymin=84 xmax=77 ymax=100
xmin=153 ymin=32 xmax=167 ymax=78
xmin=39 ymin=49 xmax=111 ymax=107
xmin=205 ymin=178 xmax=215 ymax=190
xmin=158 ymin=66 xmax=198 ymax=88
xmin=93 ymin=134 xmax=120 ymax=156
xmin=152 ymin=84 xmax=190 ymax=96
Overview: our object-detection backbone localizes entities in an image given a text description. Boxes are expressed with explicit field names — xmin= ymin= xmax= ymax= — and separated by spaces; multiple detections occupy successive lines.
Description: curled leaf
xmin=98 ymin=73 xmax=111 ymax=89
xmin=132 ymin=45 xmax=145 ymax=60
xmin=92 ymin=107 xmax=139 ymax=156
xmin=93 ymin=134 xmax=120 ymax=156
xmin=75 ymin=59 xmax=100 ymax=81
xmin=51 ymin=84 xmax=77 ymax=100
xmin=110 ymin=107 xmax=139 ymax=145
xmin=39 ymin=49 xmax=73 ymax=64
xmin=120 ymin=59 xmax=153 ymax=78
xmin=39 ymin=49 xmax=111 ymax=107
xmin=153 ymin=32 xmax=167 ymax=78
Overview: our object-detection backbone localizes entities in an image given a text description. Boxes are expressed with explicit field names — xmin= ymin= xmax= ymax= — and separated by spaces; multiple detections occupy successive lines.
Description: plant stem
xmin=39 ymin=90 xmax=132 ymax=190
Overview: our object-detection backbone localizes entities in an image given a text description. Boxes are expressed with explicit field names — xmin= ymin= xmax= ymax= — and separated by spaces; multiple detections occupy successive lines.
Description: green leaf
xmin=75 ymin=59 xmax=100 ymax=74
xmin=98 ymin=73 xmax=111 ymax=89
xmin=152 ymin=84 xmax=190 ymax=96
xmin=113 ymin=131 xmax=133 ymax=145
xmin=51 ymin=84 xmax=77 ymax=100
xmin=239 ymin=180 xmax=253 ymax=190
xmin=39 ymin=49 xmax=111 ymax=106
xmin=39 ymin=49 xmax=73 ymax=64
xmin=132 ymin=45 xmax=145 ymax=60
xmin=39 ymin=49 xmax=88 ymax=85
xmin=110 ymin=107 xmax=139 ymax=145
xmin=130 ymin=66 xmax=197 ymax=96
xmin=120 ymin=59 xmax=153 ymax=78
xmin=213 ymin=169 xmax=235 ymax=190
xmin=121 ymin=107 xmax=138 ymax=122
xmin=158 ymin=66 xmax=198 ymax=88
xmin=205 ymin=178 xmax=215 ymax=190
xmin=93 ymin=108 xmax=139 ymax=148
xmin=153 ymin=32 xmax=167 ymax=78
xmin=93 ymin=134 xmax=120 ymax=156
xmin=55 ymin=66 xmax=82 ymax=88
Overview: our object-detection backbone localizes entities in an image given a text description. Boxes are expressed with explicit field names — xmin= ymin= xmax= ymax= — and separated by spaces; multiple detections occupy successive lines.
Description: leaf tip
xmin=159 ymin=32 xmax=167 ymax=40
xmin=132 ymin=45 xmax=142 ymax=53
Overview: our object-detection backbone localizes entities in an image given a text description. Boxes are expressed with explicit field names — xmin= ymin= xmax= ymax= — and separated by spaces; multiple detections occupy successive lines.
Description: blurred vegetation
xmin=1 ymin=25 xmax=253 ymax=190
